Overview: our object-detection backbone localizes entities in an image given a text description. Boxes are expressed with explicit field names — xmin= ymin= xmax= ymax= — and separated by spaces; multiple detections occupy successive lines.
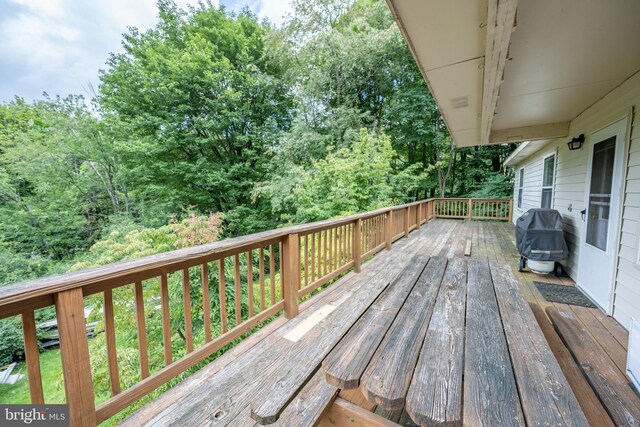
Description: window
xmin=517 ymin=168 xmax=524 ymax=208
xmin=541 ymin=155 xmax=555 ymax=209
xmin=541 ymin=155 xmax=555 ymax=208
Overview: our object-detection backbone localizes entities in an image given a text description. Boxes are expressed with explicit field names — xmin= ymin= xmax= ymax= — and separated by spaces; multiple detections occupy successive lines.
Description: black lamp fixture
xmin=567 ymin=134 xmax=585 ymax=151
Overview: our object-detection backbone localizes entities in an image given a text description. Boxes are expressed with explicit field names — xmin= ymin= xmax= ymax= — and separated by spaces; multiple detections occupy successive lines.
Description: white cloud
xmin=256 ymin=0 xmax=293 ymax=26
xmin=0 ymin=0 xmax=298 ymax=103
xmin=0 ymin=0 xmax=219 ymax=102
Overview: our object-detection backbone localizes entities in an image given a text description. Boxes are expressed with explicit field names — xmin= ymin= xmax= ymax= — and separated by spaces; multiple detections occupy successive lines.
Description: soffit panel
xmin=392 ymin=0 xmax=487 ymax=72
xmin=493 ymin=0 xmax=640 ymax=131
xmin=425 ymin=57 xmax=483 ymax=137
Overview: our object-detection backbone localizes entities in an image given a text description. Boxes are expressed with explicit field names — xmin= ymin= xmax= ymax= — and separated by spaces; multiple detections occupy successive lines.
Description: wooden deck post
xmin=354 ymin=218 xmax=362 ymax=272
xmin=282 ymin=233 xmax=300 ymax=319
xmin=467 ymin=198 xmax=473 ymax=220
xmin=385 ymin=210 xmax=393 ymax=250
xmin=404 ymin=207 xmax=410 ymax=238
xmin=55 ymin=288 xmax=97 ymax=427
xmin=416 ymin=203 xmax=422 ymax=229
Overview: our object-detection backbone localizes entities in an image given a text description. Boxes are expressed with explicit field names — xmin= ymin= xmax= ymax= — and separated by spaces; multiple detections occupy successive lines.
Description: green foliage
xmin=469 ymin=172 xmax=514 ymax=199
xmin=99 ymin=3 xmax=292 ymax=234
xmin=0 ymin=317 xmax=24 ymax=365
xmin=264 ymin=129 xmax=425 ymax=223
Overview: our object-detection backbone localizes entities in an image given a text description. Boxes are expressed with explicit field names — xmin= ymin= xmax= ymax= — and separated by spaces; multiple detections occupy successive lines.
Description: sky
xmin=0 ymin=0 xmax=293 ymax=103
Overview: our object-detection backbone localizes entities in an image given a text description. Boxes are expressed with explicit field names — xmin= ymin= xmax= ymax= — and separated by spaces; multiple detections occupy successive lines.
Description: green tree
xmin=262 ymin=129 xmax=424 ymax=223
xmin=99 ymin=2 xmax=293 ymax=235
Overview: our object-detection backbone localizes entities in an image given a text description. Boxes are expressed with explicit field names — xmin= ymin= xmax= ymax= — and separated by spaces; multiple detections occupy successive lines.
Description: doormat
xmin=534 ymin=282 xmax=597 ymax=308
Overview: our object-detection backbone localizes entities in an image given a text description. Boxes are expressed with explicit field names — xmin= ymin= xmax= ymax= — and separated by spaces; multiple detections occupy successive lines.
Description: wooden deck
xmin=120 ymin=219 xmax=636 ymax=427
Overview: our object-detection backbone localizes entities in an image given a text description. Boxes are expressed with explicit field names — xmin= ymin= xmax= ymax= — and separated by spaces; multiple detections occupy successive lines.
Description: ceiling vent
xmin=451 ymin=96 xmax=469 ymax=109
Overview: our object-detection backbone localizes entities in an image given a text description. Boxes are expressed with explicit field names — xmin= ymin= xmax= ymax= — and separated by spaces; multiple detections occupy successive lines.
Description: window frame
xmin=541 ymin=154 xmax=556 ymax=209
xmin=517 ymin=167 xmax=525 ymax=209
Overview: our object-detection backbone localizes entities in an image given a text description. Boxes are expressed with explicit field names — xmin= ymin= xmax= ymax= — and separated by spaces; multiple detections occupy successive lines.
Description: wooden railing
xmin=0 ymin=197 xmax=510 ymax=426
xmin=434 ymin=198 xmax=512 ymax=221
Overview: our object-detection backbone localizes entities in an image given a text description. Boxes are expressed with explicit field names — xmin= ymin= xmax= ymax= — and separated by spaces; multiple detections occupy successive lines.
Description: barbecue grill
xmin=516 ymin=208 xmax=569 ymax=275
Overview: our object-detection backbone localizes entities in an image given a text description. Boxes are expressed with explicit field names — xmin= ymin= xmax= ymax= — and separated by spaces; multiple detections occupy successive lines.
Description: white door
xmin=577 ymin=119 xmax=627 ymax=312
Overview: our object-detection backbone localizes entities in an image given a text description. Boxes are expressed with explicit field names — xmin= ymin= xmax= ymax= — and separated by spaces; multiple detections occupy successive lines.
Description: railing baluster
xmin=233 ymin=254 xmax=242 ymax=325
xmin=333 ymin=227 xmax=340 ymax=270
xmin=330 ymin=227 xmax=335 ymax=271
xmin=218 ymin=259 xmax=228 ymax=333
xmin=269 ymin=244 xmax=276 ymax=305
xmin=386 ymin=210 xmax=393 ymax=249
xmin=21 ymin=310 xmax=44 ymax=403
xmin=304 ymin=235 xmax=309 ymax=289
xmin=404 ymin=207 xmax=410 ymax=237
xmin=160 ymin=274 xmax=172 ymax=365
xmin=201 ymin=264 xmax=212 ymax=343
xmin=310 ymin=233 xmax=316 ymax=283
xmin=103 ymin=289 xmax=121 ymax=395
xmin=279 ymin=241 xmax=284 ymax=298
xmin=342 ymin=224 xmax=347 ymax=266
xmin=247 ymin=251 xmax=254 ymax=318
xmin=55 ymin=288 xmax=96 ymax=426
xmin=134 ymin=281 xmax=150 ymax=377
xmin=324 ymin=229 xmax=329 ymax=274
xmin=259 ymin=247 xmax=266 ymax=311
xmin=181 ymin=270 xmax=193 ymax=354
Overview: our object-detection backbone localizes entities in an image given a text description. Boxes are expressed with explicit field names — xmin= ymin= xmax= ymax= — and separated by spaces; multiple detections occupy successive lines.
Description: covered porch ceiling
xmin=386 ymin=0 xmax=640 ymax=147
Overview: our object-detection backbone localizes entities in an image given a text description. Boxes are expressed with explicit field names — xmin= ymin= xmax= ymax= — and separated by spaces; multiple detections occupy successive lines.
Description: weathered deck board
xmin=461 ymin=259 xmax=525 ymax=427
xmin=490 ymin=263 xmax=589 ymax=427
xmin=547 ymin=305 xmax=640 ymax=426
xmin=265 ymin=369 xmax=338 ymax=427
xmin=323 ymin=253 xmax=430 ymax=389
xmin=361 ymin=257 xmax=447 ymax=411
xmin=249 ymin=238 xmax=435 ymax=424
xmin=405 ymin=257 xmax=468 ymax=426
xmin=589 ymin=307 xmax=629 ymax=350
xmin=568 ymin=304 xmax=628 ymax=373
xmin=529 ymin=304 xmax=615 ymax=427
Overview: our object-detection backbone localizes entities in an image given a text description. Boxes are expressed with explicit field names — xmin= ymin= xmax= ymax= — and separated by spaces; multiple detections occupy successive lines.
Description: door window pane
xmin=586 ymin=136 xmax=616 ymax=251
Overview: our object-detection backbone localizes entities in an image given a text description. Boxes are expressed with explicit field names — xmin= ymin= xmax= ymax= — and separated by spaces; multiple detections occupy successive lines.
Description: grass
xmin=0 ymin=348 xmax=65 ymax=404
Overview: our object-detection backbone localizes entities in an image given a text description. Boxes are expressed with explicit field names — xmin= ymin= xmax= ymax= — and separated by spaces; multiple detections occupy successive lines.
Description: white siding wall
xmin=510 ymin=70 xmax=640 ymax=329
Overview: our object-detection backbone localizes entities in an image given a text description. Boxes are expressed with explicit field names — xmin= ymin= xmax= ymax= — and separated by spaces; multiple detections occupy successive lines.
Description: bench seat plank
xmin=547 ymin=305 xmax=640 ymax=427
xmin=462 ymin=259 xmax=525 ymax=427
xmin=490 ymin=263 xmax=589 ymax=427
xmin=323 ymin=253 xmax=431 ymax=389
xmin=405 ymin=257 xmax=468 ymax=426
xmin=362 ymin=257 xmax=448 ymax=411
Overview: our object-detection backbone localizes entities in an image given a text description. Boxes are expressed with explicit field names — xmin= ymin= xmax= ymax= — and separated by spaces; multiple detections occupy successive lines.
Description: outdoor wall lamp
xmin=567 ymin=134 xmax=585 ymax=151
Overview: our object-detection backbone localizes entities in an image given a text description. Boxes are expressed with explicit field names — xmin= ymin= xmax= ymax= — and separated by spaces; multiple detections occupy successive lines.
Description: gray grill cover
xmin=516 ymin=209 xmax=569 ymax=261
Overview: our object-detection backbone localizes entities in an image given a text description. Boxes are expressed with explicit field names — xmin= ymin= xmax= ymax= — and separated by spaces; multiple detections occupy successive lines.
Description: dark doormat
xmin=534 ymin=282 xmax=597 ymax=308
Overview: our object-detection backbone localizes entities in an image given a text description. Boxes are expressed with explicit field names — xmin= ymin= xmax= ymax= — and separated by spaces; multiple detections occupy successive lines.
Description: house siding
xmin=510 ymin=70 xmax=640 ymax=330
